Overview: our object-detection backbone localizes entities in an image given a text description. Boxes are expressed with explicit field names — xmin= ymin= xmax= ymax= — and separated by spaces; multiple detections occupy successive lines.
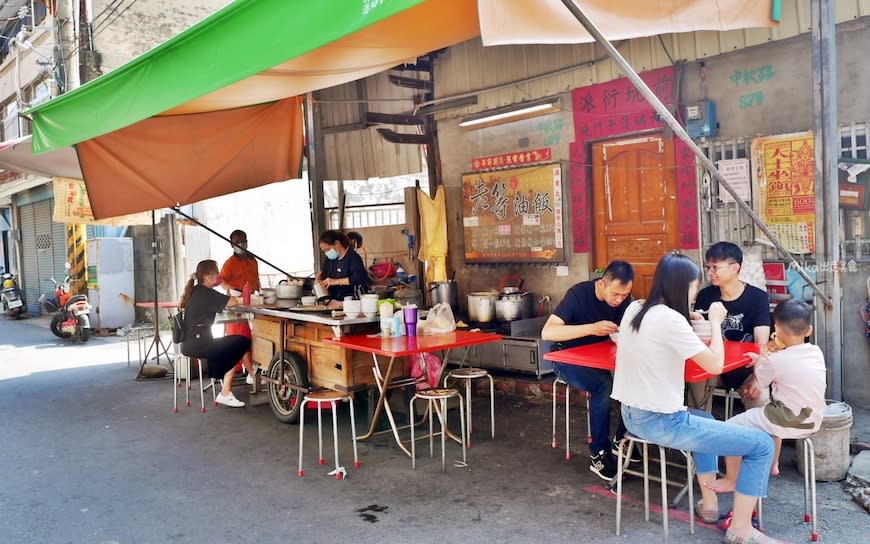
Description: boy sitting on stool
xmin=707 ymin=298 xmax=826 ymax=492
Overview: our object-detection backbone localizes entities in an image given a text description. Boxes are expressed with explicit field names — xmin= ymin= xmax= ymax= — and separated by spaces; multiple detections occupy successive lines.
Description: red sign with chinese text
xmin=568 ymin=66 xmax=698 ymax=253
xmin=471 ymin=148 xmax=552 ymax=171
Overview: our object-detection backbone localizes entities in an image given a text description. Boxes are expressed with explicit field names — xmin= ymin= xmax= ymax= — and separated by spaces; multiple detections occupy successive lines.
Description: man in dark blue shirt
xmin=542 ymin=260 xmax=635 ymax=481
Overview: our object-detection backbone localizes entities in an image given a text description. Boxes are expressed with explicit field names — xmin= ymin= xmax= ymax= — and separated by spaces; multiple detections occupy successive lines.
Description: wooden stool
xmin=443 ymin=367 xmax=495 ymax=446
xmin=410 ymin=388 xmax=466 ymax=473
xmin=551 ymin=377 xmax=592 ymax=460
xmin=615 ymin=433 xmax=696 ymax=542
xmin=297 ymin=390 xmax=359 ymax=480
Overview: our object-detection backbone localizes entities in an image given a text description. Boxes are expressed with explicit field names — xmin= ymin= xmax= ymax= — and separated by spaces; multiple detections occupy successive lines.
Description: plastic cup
xmin=403 ymin=305 xmax=418 ymax=324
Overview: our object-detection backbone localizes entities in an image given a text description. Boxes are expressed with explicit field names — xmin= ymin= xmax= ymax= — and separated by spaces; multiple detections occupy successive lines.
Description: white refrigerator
xmin=86 ymin=237 xmax=135 ymax=330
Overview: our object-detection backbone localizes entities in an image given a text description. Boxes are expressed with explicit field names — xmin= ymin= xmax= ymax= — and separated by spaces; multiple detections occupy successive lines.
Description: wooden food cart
xmin=241 ymin=306 xmax=391 ymax=423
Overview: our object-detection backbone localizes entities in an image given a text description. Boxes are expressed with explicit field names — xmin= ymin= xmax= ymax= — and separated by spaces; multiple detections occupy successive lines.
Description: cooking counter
xmin=233 ymin=304 xmax=379 ymax=329
xmin=226 ymin=304 xmax=385 ymax=424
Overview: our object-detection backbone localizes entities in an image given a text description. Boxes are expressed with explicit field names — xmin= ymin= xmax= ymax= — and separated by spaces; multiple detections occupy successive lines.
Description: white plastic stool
xmin=297 ymin=390 xmax=359 ymax=480
xmin=410 ymin=387 xmax=466 ymax=473
xmin=756 ymin=436 xmax=818 ymax=541
xmin=173 ymin=355 xmax=213 ymax=413
xmin=615 ymin=433 xmax=695 ymax=542
xmin=551 ymin=377 xmax=592 ymax=460
xmin=443 ymin=367 xmax=495 ymax=446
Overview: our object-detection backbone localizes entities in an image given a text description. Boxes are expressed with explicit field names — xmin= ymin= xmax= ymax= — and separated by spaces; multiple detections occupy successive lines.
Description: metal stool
xmin=410 ymin=387 xmax=466 ymax=473
xmin=756 ymin=437 xmax=819 ymax=541
xmin=443 ymin=367 xmax=494 ymax=446
xmin=711 ymin=386 xmax=742 ymax=419
xmin=551 ymin=377 xmax=592 ymax=460
xmin=297 ymin=390 xmax=359 ymax=480
xmin=126 ymin=323 xmax=154 ymax=368
xmin=172 ymin=356 xmax=213 ymax=413
xmin=615 ymin=433 xmax=696 ymax=542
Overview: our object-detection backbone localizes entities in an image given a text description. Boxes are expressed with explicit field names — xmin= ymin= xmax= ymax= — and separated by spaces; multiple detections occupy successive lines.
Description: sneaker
xmin=590 ymin=449 xmax=618 ymax=481
xmin=245 ymin=372 xmax=261 ymax=386
xmin=216 ymin=392 xmax=245 ymax=408
xmin=612 ymin=437 xmax=643 ymax=463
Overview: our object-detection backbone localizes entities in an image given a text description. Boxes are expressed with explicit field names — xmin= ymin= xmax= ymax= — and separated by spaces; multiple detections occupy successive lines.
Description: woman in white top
xmin=611 ymin=253 xmax=777 ymax=544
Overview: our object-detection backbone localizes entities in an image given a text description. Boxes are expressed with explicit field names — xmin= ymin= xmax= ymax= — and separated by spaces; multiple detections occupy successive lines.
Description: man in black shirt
xmin=693 ymin=242 xmax=770 ymax=400
xmin=542 ymin=260 xmax=635 ymax=481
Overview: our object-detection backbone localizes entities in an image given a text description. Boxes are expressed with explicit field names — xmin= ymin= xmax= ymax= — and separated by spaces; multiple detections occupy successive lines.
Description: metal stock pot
xmin=467 ymin=292 xmax=497 ymax=323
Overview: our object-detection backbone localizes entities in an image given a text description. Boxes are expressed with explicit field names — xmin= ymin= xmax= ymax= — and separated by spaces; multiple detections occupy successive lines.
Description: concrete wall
xmin=437 ymin=94 xmax=585 ymax=313
xmin=680 ymin=17 xmax=870 ymax=137
xmin=433 ymin=17 xmax=870 ymax=405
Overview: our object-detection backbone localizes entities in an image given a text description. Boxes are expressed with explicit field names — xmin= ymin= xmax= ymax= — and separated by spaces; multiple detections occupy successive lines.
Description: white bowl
xmin=300 ymin=296 xmax=317 ymax=306
xmin=343 ymin=300 xmax=361 ymax=316
xmin=691 ymin=320 xmax=713 ymax=341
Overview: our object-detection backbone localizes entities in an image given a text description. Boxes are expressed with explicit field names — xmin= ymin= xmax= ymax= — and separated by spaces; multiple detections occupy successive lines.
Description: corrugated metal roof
xmin=435 ymin=1 xmax=869 ymax=120
xmin=319 ymin=71 xmax=424 ymax=181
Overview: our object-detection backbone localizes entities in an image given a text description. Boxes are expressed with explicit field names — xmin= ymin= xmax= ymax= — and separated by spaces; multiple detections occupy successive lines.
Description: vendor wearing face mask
xmin=220 ymin=230 xmax=261 ymax=294
xmin=316 ymin=230 xmax=369 ymax=300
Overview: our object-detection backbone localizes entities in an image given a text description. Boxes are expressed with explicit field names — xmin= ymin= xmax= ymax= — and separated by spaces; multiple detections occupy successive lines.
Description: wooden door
xmin=592 ymin=135 xmax=679 ymax=298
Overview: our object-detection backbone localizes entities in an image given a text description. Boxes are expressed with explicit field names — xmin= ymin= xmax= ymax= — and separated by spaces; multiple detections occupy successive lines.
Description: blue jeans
xmin=553 ymin=362 xmax=626 ymax=454
xmin=622 ymin=405 xmax=774 ymax=498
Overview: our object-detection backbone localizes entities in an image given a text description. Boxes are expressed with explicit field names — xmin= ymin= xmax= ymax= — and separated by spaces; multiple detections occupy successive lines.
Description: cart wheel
xmin=267 ymin=352 xmax=308 ymax=424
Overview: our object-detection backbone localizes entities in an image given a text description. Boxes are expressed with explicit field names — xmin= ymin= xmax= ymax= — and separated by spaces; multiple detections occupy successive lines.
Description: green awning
xmin=27 ymin=0 xmax=423 ymax=153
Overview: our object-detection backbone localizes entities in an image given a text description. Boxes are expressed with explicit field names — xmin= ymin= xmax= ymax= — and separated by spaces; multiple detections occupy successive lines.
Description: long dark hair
xmin=179 ymin=259 xmax=218 ymax=309
xmin=629 ymin=253 xmax=700 ymax=332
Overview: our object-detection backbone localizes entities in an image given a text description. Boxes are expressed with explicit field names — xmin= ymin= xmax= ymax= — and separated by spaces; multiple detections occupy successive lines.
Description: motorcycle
xmin=38 ymin=265 xmax=92 ymax=343
xmin=1 ymin=272 xmax=26 ymax=319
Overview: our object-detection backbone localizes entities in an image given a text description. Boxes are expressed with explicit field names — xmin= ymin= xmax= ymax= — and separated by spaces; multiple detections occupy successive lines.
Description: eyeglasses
xmin=706 ymin=262 xmax=735 ymax=273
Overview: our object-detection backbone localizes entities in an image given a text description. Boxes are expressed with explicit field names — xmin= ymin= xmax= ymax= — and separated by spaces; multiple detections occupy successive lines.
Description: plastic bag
xmin=410 ymin=352 xmax=443 ymax=390
xmin=424 ymin=302 xmax=456 ymax=334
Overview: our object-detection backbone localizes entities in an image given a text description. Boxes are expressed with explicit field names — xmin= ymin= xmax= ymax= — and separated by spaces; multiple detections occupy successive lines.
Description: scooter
xmin=39 ymin=265 xmax=92 ymax=343
xmin=1 ymin=272 xmax=26 ymax=319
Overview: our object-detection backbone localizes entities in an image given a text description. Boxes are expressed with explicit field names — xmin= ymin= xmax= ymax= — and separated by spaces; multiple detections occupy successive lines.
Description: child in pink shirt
xmin=708 ymin=298 xmax=826 ymax=492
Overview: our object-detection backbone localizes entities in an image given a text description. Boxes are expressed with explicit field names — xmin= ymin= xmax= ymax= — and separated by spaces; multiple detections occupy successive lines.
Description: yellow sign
xmin=751 ymin=132 xmax=815 ymax=254
xmin=461 ymin=162 xmax=564 ymax=263
xmin=52 ymin=177 xmax=151 ymax=225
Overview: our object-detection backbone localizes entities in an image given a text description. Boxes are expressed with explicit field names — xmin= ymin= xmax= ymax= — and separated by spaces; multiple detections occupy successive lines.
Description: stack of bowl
xmin=691 ymin=320 xmax=713 ymax=342
xmin=361 ymin=294 xmax=379 ymax=317
xmin=343 ymin=299 xmax=361 ymax=317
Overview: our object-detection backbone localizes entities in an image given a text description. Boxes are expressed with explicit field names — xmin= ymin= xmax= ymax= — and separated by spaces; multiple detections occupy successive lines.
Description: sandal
xmin=717 ymin=510 xmax=761 ymax=532
xmin=695 ymin=499 xmax=719 ymax=524
xmin=723 ymin=528 xmax=781 ymax=543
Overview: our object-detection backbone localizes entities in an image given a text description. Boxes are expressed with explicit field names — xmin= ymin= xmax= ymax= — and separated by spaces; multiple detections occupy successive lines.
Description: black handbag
xmin=171 ymin=309 xmax=185 ymax=343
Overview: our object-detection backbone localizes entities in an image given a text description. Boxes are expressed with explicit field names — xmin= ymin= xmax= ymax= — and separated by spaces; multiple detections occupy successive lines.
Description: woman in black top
xmin=315 ymin=230 xmax=369 ymax=300
xmin=180 ymin=259 xmax=252 ymax=408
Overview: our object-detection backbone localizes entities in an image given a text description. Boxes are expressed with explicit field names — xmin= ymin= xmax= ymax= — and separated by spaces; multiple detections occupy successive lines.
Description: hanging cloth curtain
xmin=417 ymin=187 xmax=448 ymax=283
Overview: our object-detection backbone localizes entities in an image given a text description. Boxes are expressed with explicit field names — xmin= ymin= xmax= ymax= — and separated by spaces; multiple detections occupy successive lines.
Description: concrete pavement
xmin=1 ymin=315 xmax=868 ymax=543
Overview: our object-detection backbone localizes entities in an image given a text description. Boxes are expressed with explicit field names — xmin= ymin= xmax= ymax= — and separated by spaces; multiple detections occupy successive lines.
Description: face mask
xmin=234 ymin=242 xmax=247 ymax=255
xmin=325 ymin=248 xmax=339 ymax=260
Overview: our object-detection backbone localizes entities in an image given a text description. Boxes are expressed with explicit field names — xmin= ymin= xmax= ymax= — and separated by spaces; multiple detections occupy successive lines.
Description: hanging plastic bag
xmin=424 ymin=302 xmax=456 ymax=334
xmin=410 ymin=352 xmax=443 ymax=390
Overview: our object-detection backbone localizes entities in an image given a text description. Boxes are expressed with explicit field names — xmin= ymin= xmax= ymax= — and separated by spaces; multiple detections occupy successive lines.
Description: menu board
xmin=462 ymin=162 xmax=565 ymax=263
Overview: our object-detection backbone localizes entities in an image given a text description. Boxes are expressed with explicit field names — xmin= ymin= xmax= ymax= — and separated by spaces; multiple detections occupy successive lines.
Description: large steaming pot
xmin=428 ymin=280 xmax=458 ymax=309
xmin=467 ymin=292 xmax=497 ymax=323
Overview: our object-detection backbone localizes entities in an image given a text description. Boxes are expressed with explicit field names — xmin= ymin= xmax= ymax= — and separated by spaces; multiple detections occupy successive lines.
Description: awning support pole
xmin=558 ymin=0 xmax=831 ymax=308
xmin=811 ymin=0 xmax=842 ymax=400
xmin=171 ymin=206 xmax=298 ymax=280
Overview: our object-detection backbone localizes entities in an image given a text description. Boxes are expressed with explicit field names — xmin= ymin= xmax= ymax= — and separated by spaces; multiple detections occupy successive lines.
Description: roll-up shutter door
xmin=19 ymin=200 xmax=68 ymax=315
xmin=19 ymin=203 xmax=38 ymax=314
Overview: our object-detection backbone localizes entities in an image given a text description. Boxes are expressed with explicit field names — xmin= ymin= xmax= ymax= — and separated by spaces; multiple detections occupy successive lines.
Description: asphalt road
xmin=0 ymin=316 xmax=867 ymax=543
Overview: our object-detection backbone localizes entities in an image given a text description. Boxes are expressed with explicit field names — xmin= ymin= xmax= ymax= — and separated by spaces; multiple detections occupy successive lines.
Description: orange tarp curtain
xmin=76 ymin=96 xmax=304 ymax=219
